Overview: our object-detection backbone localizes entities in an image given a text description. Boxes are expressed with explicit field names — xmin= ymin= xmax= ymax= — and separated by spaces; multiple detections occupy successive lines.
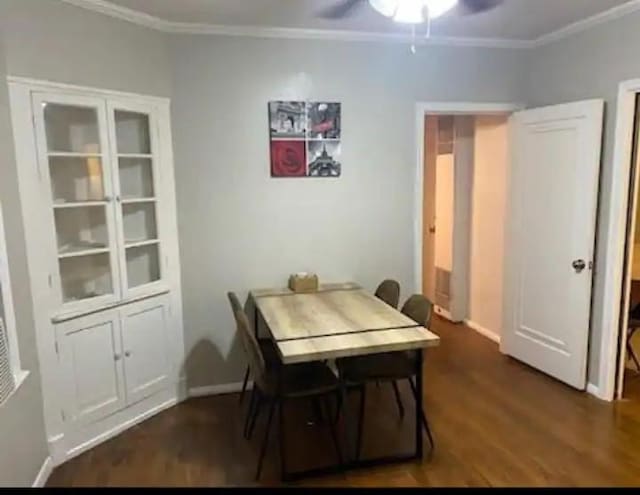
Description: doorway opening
xmin=420 ymin=111 xmax=510 ymax=343
xmin=615 ymin=94 xmax=640 ymax=401
xmin=416 ymin=100 xmax=605 ymax=395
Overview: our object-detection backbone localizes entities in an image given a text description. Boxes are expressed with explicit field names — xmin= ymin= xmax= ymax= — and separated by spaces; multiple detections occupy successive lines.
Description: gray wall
xmin=169 ymin=34 xmax=525 ymax=387
xmin=0 ymin=31 xmax=48 ymax=488
xmin=527 ymin=10 xmax=640 ymax=386
xmin=1 ymin=0 xmax=171 ymax=97
xmin=0 ymin=0 xmax=173 ymax=485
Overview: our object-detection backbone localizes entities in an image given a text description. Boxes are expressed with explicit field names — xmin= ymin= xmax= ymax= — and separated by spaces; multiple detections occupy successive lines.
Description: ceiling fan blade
xmin=317 ymin=0 xmax=364 ymax=19
xmin=458 ymin=0 xmax=503 ymax=15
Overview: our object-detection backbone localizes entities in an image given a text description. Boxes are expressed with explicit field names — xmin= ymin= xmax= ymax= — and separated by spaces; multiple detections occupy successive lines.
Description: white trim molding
xmin=32 ymin=456 xmax=54 ymax=488
xmin=532 ymin=0 xmax=640 ymax=47
xmin=586 ymin=382 xmax=602 ymax=400
xmin=188 ymin=381 xmax=252 ymax=398
xmin=597 ymin=78 xmax=640 ymax=403
xmin=465 ymin=320 xmax=501 ymax=344
xmin=60 ymin=0 xmax=640 ymax=49
xmin=6 ymin=76 xmax=169 ymax=104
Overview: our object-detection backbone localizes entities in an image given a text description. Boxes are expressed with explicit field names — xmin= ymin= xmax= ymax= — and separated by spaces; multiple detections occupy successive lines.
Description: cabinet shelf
xmin=53 ymin=200 xmax=109 ymax=209
xmin=58 ymin=246 xmax=110 ymax=259
xmin=125 ymin=238 xmax=159 ymax=249
xmin=121 ymin=197 xmax=156 ymax=204
xmin=118 ymin=153 xmax=153 ymax=159
xmin=48 ymin=152 xmax=102 ymax=159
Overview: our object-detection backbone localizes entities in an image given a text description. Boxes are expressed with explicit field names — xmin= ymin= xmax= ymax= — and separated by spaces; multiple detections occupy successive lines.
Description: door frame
xmin=413 ymin=102 xmax=522 ymax=301
xmin=599 ymin=79 xmax=640 ymax=401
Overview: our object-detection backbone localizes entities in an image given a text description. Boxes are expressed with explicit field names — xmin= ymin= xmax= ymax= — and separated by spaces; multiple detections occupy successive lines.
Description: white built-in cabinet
xmin=8 ymin=78 xmax=184 ymax=465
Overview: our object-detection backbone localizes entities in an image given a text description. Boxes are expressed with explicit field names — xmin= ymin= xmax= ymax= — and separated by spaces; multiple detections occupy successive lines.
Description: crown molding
xmin=61 ymin=0 xmax=166 ymax=30
xmin=60 ymin=0 xmax=640 ymax=50
xmin=532 ymin=0 xmax=640 ymax=47
xmin=164 ymin=21 xmax=531 ymax=48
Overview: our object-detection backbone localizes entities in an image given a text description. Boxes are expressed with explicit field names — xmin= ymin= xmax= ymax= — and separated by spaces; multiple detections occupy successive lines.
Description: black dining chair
xmin=228 ymin=292 xmax=343 ymax=480
xmin=375 ymin=279 xmax=401 ymax=308
xmin=335 ymin=294 xmax=435 ymax=459
xmin=372 ymin=279 xmax=405 ymax=417
xmin=233 ymin=293 xmax=278 ymax=405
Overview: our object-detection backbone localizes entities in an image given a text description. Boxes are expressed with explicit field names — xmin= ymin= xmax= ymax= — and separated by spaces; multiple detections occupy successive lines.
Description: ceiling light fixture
xmin=369 ymin=0 xmax=458 ymax=52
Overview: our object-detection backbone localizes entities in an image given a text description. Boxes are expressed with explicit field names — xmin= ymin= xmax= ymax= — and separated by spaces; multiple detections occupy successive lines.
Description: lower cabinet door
xmin=56 ymin=310 xmax=126 ymax=425
xmin=121 ymin=295 xmax=171 ymax=404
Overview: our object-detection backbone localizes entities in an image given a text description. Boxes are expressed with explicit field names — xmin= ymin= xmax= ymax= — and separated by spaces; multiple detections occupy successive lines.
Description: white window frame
xmin=0 ymin=200 xmax=29 ymax=405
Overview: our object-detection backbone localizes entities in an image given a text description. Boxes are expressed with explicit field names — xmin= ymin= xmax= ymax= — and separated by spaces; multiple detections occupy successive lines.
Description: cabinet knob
xmin=125 ymin=351 xmax=131 ymax=358
xmin=114 ymin=353 xmax=121 ymax=361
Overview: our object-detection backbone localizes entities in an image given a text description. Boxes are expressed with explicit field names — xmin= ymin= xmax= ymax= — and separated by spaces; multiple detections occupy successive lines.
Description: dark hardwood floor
xmin=48 ymin=317 xmax=640 ymax=487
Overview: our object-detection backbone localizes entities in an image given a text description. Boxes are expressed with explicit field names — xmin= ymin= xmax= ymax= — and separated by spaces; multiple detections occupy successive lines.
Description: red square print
xmin=270 ymin=140 xmax=306 ymax=177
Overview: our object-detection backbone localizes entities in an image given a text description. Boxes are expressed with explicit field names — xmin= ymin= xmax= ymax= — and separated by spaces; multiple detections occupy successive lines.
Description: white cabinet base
xmin=49 ymin=383 xmax=183 ymax=466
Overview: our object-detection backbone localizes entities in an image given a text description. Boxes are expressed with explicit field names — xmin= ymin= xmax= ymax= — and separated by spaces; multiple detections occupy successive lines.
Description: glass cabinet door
xmin=109 ymin=103 xmax=163 ymax=294
xmin=34 ymin=94 xmax=120 ymax=307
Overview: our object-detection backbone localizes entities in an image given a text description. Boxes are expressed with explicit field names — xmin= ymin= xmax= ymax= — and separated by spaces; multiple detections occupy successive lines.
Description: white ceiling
xmin=82 ymin=0 xmax=637 ymax=43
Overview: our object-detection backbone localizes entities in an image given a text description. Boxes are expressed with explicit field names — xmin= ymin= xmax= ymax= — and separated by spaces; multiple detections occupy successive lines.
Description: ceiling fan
xmin=319 ymin=0 xmax=504 ymax=22
xmin=318 ymin=0 xmax=503 ymax=52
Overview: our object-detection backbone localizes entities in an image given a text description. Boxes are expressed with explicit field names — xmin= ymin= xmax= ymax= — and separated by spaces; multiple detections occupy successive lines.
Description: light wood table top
xmin=252 ymin=284 xmax=440 ymax=364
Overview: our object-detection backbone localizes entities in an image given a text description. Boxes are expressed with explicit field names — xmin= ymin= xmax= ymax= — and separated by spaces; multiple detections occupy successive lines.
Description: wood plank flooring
xmin=47 ymin=317 xmax=640 ymax=487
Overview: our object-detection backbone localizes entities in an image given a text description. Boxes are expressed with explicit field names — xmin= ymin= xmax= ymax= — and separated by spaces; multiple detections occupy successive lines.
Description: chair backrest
xmin=375 ymin=279 xmax=401 ymax=309
xmin=401 ymin=294 xmax=433 ymax=327
xmin=227 ymin=292 xmax=267 ymax=385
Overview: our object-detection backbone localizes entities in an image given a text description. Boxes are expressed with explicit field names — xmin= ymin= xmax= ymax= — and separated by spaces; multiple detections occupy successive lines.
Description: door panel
xmin=502 ymin=100 xmax=604 ymax=390
xmin=56 ymin=310 xmax=125 ymax=424
xmin=121 ymin=296 xmax=170 ymax=403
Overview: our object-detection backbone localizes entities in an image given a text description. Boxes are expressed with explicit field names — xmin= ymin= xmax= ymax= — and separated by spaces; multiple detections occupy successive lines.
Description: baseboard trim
xmin=435 ymin=306 xmax=455 ymax=322
xmin=586 ymin=382 xmax=605 ymax=400
xmin=188 ymin=380 xmax=253 ymax=398
xmin=32 ymin=456 xmax=53 ymax=487
xmin=465 ymin=319 xmax=501 ymax=344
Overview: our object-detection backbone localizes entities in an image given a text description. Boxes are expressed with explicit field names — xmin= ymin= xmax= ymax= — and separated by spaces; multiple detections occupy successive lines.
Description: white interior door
xmin=502 ymin=100 xmax=603 ymax=390
xmin=121 ymin=295 xmax=170 ymax=404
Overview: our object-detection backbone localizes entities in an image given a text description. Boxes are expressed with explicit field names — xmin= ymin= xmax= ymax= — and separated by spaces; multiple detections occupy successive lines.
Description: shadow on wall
xmin=180 ymin=294 xmax=259 ymax=391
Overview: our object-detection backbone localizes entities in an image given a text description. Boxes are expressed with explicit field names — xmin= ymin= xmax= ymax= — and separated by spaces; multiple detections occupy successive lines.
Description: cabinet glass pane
xmin=126 ymin=244 xmax=160 ymax=288
xmin=115 ymin=111 xmax=150 ymax=154
xmin=50 ymin=156 xmax=105 ymax=203
xmin=59 ymin=253 xmax=113 ymax=302
xmin=119 ymin=158 xmax=154 ymax=199
xmin=44 ymin=104 xmax=100 ymax=154
xmin=55 ymin=206 xmax=109 ymax=255
xmin=122 ymin=203 xmax=157 ymax=244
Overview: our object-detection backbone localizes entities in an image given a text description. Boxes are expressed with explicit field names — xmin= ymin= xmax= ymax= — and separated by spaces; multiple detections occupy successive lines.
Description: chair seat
xmin=261 ymin=362 xmax=339 ymax=399
xmin=336 ymin=351 xmax=417 ymax=383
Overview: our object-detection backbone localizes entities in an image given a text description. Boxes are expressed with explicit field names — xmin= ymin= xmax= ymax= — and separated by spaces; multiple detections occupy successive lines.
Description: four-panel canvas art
xmin=269 ymin=101 xmax=342 ymax=178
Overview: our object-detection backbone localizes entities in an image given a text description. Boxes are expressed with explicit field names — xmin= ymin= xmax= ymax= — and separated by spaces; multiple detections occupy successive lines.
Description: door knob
xmin=572 ymin=259 xmax=586 ymax=273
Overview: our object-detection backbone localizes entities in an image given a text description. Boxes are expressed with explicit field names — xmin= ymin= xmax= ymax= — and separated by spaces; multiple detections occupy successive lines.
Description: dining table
xmin=249 ymin=282 xmax=440 ymax=480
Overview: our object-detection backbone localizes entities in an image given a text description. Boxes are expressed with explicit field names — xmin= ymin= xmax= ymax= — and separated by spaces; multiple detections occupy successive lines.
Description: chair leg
xmin=391 ymin=380 xmax=405 ymax=419
xmin=408 ymin=378 xmax=434 ymax=450
xmin=355 ymin=385 xmax=366 ymax=461
xmin=247 ymin=392 xmax=263 ymax=441
xmin=244 ymin=387 xmax=258 ymax=438
xmin=239 ymin=366 xmax=250 ymax=404
xmin=255 ymin=398 xmax=276 ymax=481
xmin=323 ymin=396 xmax=344 ymax=466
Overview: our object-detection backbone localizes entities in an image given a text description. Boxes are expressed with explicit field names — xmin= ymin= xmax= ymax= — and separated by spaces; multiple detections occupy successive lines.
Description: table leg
xmin=415 ymin=350 xmax=424 ymax=460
